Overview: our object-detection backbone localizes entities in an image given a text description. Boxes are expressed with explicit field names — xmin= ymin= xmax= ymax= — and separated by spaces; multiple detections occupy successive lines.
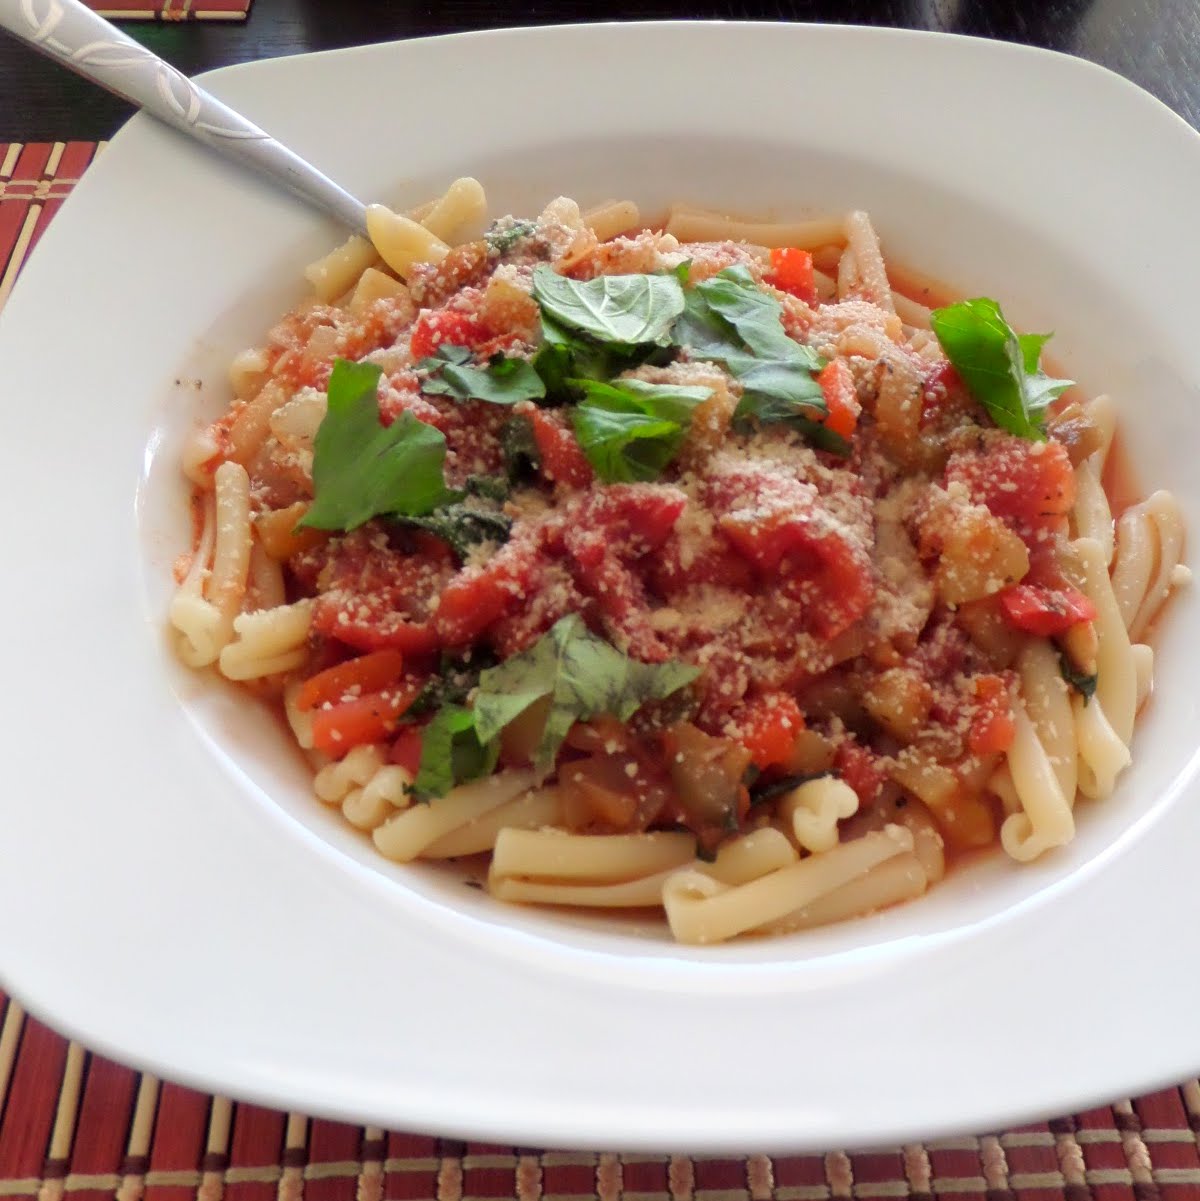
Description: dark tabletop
xmin=3 ymin=0 xmax=1200 ymax=142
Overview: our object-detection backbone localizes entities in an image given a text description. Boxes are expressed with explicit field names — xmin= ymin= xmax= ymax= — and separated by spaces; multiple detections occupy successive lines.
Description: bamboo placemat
xmin=4 ymin=141 xmax=1200 ymax=1201
xmin=81 ymin=0 xmax=251 ymax=20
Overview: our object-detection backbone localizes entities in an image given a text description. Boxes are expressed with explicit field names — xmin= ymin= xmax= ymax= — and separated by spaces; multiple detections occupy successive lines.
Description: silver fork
xmin=0 ymin=0 xmax=368 ymax=233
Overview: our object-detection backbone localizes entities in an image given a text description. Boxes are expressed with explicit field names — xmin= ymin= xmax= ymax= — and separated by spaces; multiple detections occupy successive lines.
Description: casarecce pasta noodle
xmin=170 ymin=178 xmax=1187 ymax=944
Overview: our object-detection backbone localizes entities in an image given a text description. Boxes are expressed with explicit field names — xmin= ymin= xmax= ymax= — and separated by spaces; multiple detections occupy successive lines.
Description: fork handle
xmin=0 ymin=0 xmax=368 ymax=233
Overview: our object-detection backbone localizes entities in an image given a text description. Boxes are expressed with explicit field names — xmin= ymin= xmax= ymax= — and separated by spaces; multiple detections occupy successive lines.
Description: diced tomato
xmin=734 ymin=693 xmax=805 ymax=770
xmin=568 ymin=550 xmax=670 ymax=662
xmin=711 ymin=460 xmax=874 ymax=642
xmin=409 ymin=309 xmax=488 ymax=360
xmin=435 ymin=534 xmax=542 ymax=646
xmin=377 ymin=381 xmax=450 ymax=431
xmin=768 ymin=247 xmax=816 ymax=304
xmin=649 ymin=540 xmax=756 ymax=597
xmin=313 ymin=602 xmax=441 ymax=654
xmin=947 ymin=437 xmax=1076 ymax=536
xmin=272 ymin=348 xmax=332 ymax=393
xmin=389 ymin=725 xmax=425 ymax=775
xmin=998 ymin=583 xmax=1096 ymax=636
xmin=721 ymin=508 xmax=872 ymax=640
xmin=564 ymin=484 xmax=687 ymax=568
xmin=922 ymin=359 xmax=966 ymax=421
xmin=308 ymin=527 xmax=454 ymax=654
xmin=967 ymin=675 xmax=1016 ymax=755
xmin=817 ymin=358 xmax=859 ymax=440
xmin=297 ymin=649 xmax=406 ymax=711
xmin=806 ymin=535 xmax=875 ymax=640
xmin=558 ymin=486 xmax=686 ymax=661
xmin=527 ymin=407 xmax=594 ymax=489
xmin=721 ymin=508 xmax=818 ymax=576
xmin=311 ymin=679 xmax=424 ymax=756
xmin=488 ymin=561 xmax=590 ymax=658
xmin=834 ymin=740 xmax=887 ymax=807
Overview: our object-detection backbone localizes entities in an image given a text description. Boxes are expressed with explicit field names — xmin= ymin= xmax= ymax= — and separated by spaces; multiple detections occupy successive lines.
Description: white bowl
xmin=1 ymin=22 xmax=1198 ymax=1152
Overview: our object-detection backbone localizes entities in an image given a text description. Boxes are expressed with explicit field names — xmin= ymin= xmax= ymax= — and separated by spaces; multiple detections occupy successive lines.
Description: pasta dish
xmin=168 ymin=179 xmax=1186 ymax=944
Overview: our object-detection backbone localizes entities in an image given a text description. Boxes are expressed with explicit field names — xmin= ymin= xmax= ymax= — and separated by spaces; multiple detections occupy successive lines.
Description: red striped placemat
xmin=0 ymin=141 xmax=105 ymax=310
xmin=4 ymin=141 xmax=1200 ymax=1201
xmin=81 ymin=0 xmax=251 ymax=19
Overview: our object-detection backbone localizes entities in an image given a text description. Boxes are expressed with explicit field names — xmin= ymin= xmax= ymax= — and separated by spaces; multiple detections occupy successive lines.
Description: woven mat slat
xmin=6 ymin=142 xmax=1200 ymax=1201
xmin=80 ymin=0 xmax=251 ymax=21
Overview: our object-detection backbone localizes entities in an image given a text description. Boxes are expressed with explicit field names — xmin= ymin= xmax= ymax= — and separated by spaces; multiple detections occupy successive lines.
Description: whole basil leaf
xmin=929 ymin=298 xmax=1073 ymax=440
xmin=569 ymin=377 xmax=711 ymax=483
xmin=299 ymin=359 xmax=458 ymax=532
xmin=533 ymin=314 xmax=667 ymax=400
xmin=571 ymin=401 xmax=683 ymax=484
xmin=532 ymin=265 xmax=686 ymax=346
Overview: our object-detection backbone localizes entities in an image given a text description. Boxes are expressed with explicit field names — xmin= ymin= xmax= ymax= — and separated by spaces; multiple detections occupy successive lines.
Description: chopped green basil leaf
xmin=929 ymin=298 xmax=1073 ymax=440
xmin=299 ymin=359 xmax=458 ymax=531
xmin=748 ymin=770 xmax=832 ymax=805
xmin=471 ymin=614 xmax=700 ymax=775
xmin=419 ymin=345 xmax=546 ymax=406
xmin=409 ymin=647 xmax=500 ymax=717
xmin=569 ymin=377 xmax=711 ymax=483
xmin=397 ymin=504 xmax=512 ymax=561
xmin=412 ymin=704 xmax=500 ymax=801
xmin=463 ymin=474 xmax=511 ymax=502
xmin=1059 ymin=653 xmax=1098 ymax=704
xmin=501 ymin=414 xmax=541 ymax=485
xmin=485 ymin=218 xmax=537 ymax=255
xmin=532 ymin=265 xmax=685 ymax=346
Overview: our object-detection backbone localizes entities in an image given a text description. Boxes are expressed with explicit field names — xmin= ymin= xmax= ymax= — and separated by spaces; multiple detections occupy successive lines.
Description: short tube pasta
xmin=663 ymin=204 xmax=845 ymax=249
xmin=304 ymin=234 xmax=379 ymax=303
xmin=843 ymin=211 xmax=895 ymax=313
xmin=490 ymin=829 xmax=696 ymax=885
xmin=218 ymin=598 xmax=313 ymax=681
xmin=1111 ymin=491 xmax=1186 ymax=640
xmin=373 ymin=771 xmax=535 ymax=863
xmin=422 ymin=787 xmax=565 ymax=858
xmin=365 ymin=204 xmax=450 ymax=279
xmin=1070 ymin=394 xmax=1117 ymax=563
xmin=171 ymin=189 xmax=1184 ymax=945
xmin=420 ymin=177 xmax=488 ymax=244
xmin=581 ymin=199 xmax=640 ymax=242
xmin=1073 ymin=693 xmax=1131 ymax=801
xmin=1017 ymin=639 xmax=1077 ymax=804
xmin=662 ymin=828 xmax=915 ymax=945
xmin=1075 ymin=536 xmax=1137 ymax=746
xmin=761 ymin=853 xmax=928 ymax=935
xmin=1001 ymin=700 xmax=1075 ymax=862
xmin=779 ymin=777 xmax=859 ymax=853
xmin=696 ymin=828 xmax=798 ymax=886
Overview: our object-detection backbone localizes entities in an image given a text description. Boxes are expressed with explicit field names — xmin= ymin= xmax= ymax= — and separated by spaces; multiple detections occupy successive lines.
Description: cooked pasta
xmin=170 ymin=183 xmax=1185 ymax=943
